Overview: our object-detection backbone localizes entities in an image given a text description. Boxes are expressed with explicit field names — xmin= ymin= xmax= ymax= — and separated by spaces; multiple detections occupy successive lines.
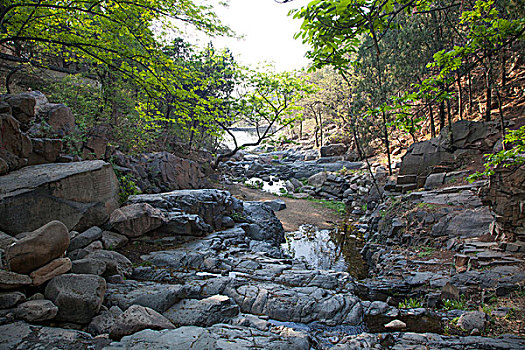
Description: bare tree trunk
xmin=495 ymin=88 xmax=506 ymax=150
xmin=428 ymin=101 xmax=436 ymax=138
xmin=439 ymin=101 xmax=446 ymax=130
xmin=319 ymin=111 xmax=323 ymax=146
xmin=484 ymin=55 xmax=492 ymax=122
xmin=382 ymin=110 xmax=392 ymax=176
xmin=468 ymin=71 xmax=473 ymax=115
xmin=456 ymin=73 xmax=463 ymax=120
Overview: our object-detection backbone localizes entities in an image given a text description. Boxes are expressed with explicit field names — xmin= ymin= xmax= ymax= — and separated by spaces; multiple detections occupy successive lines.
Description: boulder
xmin=6 ymin=221 xmax=69 ymax=274
xmin=68 ymin=226 xmax=103 ymax=252
xmin=45 ymin=273 xmax=106 ymax=323
xmin=4 ymin=93 xmax=37 ymax=126
xmin=87 ymin=250 xmax=132 ymax=277
xmin=0 ymin=161 xmax=119 ymax=234
xmin=71 ymin=258 xmax=106 ymax=276
xmin=457 ymin=311 xmax=488 ymax=332
xmin=243 ymin=202 xmax=285 ymax=245
xmin=14 ymin=299 xmax=58 ymax=322
xmin=263 ymin=199 xmax=286 ymax=212
xmin=384 ymin=319 xmax=406 ymax=331
xmin=308 ymin=172 xmax=327 ymax=188
xmin=0 ymin=270 xmax=32 ymax=290
xmin=0 ymin=113 xmax=32 ymax=174
xmin=38 ymin=103 xmax=75 ymax=136
xmin=128 ymin=189 xmax=243 ymax=232
xmin=87 ymin=305 xmax=123 ymax=336
xmin=109 ymin=305 xmax=175 ymax=340
xmin=0 ymin=231 xmax=16 ymax=250
xmin=101 ymin=231 xmax=129 ymax=250
xmin=0 ymin=291 xmax=26 ymax=309
xmin=163 ymin=295 xmax=240 ymax=327
xmin=30 ymin=257 xmax=72 ymax=286
xmin=110 ymin=203 xmax=165 ymax=238
xmin=321 ymin=143 xmax=347 ymax=157
xmin=27 ymin=138 xmax=62 ymax=165
xmin=111 ymin=151 xmax=206 ymax=193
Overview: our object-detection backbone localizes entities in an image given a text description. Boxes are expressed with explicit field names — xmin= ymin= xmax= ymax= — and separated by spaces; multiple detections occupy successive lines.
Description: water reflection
xmin=245 ymin=177 xmax=288 ymax=195
xmin=282 ymin=224 xmax=367 ymax=279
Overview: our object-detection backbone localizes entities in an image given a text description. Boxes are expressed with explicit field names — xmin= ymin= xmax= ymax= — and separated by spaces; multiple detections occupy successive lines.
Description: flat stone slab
xmin=0 ymin=161 xmax=119 ymax=234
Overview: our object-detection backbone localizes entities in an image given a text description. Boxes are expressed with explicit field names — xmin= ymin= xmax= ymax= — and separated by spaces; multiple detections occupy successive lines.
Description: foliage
xmin=442 ymin=296 xmax=468 ymax=311
xmin=398 ymin=297 xmax=423 ymax=309
xmin=307 ymin=198 xmax=347 ymax=215
xmin=112 ymin=167 xmax=141 ymax=204
xmin=417 ymin=246 xmax=435 ymax=258
xmin=469 ymin=125 xmax=525 ymax=181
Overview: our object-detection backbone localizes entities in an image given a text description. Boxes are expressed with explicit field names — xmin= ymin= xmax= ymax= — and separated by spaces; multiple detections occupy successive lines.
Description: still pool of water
xmin=282 ymin=224 xmax=368 ymax=279
xmin=245 ymin=177 xmax=288 ymax=195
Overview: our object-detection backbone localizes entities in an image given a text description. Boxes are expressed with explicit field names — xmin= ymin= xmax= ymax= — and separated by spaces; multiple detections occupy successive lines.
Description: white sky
xmin=190 ymin=0 xmax=312 ymax=72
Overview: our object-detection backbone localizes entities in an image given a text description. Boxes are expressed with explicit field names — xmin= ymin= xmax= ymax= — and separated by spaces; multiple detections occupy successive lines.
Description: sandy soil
xmin=225 ymin=184 xmax=343 ymax=232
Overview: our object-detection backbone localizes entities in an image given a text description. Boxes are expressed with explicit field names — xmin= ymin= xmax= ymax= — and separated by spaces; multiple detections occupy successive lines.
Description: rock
xmin=87 ymin=250 xmax=132 ymax=277
xmin=14 ymin=299 xmax=58 ymax=322
xmin=424 ymin=173 xmax=445 ymax=189
xmin=6 ymin=220 xmax=70 ymax=274
xmin=0 ymin=291 xmax=25 ymax=309
xmin=308 ymin=172 xmax=327 ymax=188
xmin=28 ymin=137 xmax=62 ymax=165
xmin=45 ymin=273 xmax=106 ymax=323
xmin=101 ymin=231 xmax=129 ymax=250
xmin=0 ymin=161 xmax=119 ymax=234
xmin=68 ymin=226 xmax=103 ymax=252
xmin=5 ymin=92 xmax=37 ymax=126
xmin=111 ymin=151 xmax=206 ymax=193
xmin=0 ymin=231 xmax=16 ymax=250
xmin=71 ymin=258 xmax=107 ymax=275
xmin=127 ymin=189 xmax=242 ymax=232
xmin=110 ymin=203 xmax=165 ymax=238
xmin=30 ymin=257 xmax=72 ymax=286
xmin=321 ymin=143 xmax=347 ymax=157
xmin=263 ymin=199 xmax=286 ymax=212
xmin=87 ymin=305 xmax=123 ymax=336
xmin=163 ymin=295 xmax=240 ymax=327
xmin=384 ymin=319 xmax=406 ymax=331
xmin=0 ymin=321 xmax=104 ymax=349
xmin=292 ymin=193 xmax=309 ymax=199
xmin=243 ymin=202 xmax=285 ymax=245
xmin=454 ymin=254 xmax=470 ymax=273
xmin=109 ymin=304 xmax=175 ymax=340
xmin=105 ymin=281 xmax=188 ymax=313
xmin=38 ymin=103 xmax=75 ymax=136
xmin=441 ymin=282 xmax=460 ymax=302
xmin=0 ymin=113 xmax=32 ymax=174
xmin=104 ymin=324 xmax=311 ymax=350
xmin=458 ymin=311 xmax=488 ymax=332
xmin=0 ymin=270 xmax=32 ymax=290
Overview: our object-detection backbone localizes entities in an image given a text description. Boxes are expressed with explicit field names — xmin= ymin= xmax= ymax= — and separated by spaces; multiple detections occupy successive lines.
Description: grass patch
xmin=307 ymin=198 xmax=347 ymax=215
xmin=398 ymin=297 xmax=423 ymax=309
xmin=417 ymin=246 xmax=436 ymax=258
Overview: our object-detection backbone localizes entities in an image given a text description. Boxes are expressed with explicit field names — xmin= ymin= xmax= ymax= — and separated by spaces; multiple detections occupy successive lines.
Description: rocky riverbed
xmin=0 ymin=93 xmax=523 ymax=349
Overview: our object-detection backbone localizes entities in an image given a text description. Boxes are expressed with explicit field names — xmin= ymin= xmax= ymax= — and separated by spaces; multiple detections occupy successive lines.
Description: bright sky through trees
xmin=190 ymin=0 xmax=311 ymax=71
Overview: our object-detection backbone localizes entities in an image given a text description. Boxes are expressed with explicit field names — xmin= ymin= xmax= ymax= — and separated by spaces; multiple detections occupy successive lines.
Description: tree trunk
xmin=468 ymin=71 xmax=473 ymax=115
xmin=428 ymin=102 xmax=436 ymax=138
xmin=456 ymin=73 xmax=463 ymax=120
xmin=446 ymin=97 xmax=454 ymax=146
xmin=439 ymin=101 xmax=446 ymax=130
xmin=495 ymin=88 xmax=506 ymax=150
xmin=319 ymin=111 xmax=323 ymax=146
xmin=382 ymin=110 xmax=392 ymax=176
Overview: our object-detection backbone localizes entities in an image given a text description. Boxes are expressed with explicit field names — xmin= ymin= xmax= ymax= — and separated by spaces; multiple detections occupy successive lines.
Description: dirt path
xmin=225 ymin=184 xmax=343 ymax=231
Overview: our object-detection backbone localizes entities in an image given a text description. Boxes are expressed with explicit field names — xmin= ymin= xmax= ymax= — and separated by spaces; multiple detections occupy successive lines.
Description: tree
xmin=215 ymin=67 xmax=315 ymax=165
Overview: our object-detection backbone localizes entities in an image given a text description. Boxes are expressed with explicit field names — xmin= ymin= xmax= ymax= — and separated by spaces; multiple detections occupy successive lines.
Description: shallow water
xmin=282 ymin=224 xmax=368 ymax=279
xmin=245 ymin=176 xmax=288 ymax=195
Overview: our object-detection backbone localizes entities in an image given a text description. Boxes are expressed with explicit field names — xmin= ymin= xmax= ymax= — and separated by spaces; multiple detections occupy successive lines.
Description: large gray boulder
xmin=163 ymin=295 xmax=239 ymax=327
xmin=110 ymin=203 xmax=165 ymax=238
xmin=0 ymin=113 xmax=32 ymax=174
xmin=86 ymin=250 xmax=133 ymax=277
xmin=109 ymin=305 xmax=175 ymax=340
xmin=14 ymin=299 xmax=58 ymax=322
xmin=128 ymin=189 xmax=243 ymax=232
xmin=0 ymin=270 xmax=32 ymax=290
xmin=243 ymin=202 xmax=285 ymax=245
xmin=6 ymin=221 xmax=69 ymax=274
xmin=0 ymin=161 xmax=119 ymax=234
xmin=104 ymin=324 xmax=311 ymax=350
xmin=320 ymin=143 xmax=347 ymax=157
xmin=45 ymin=273 xmax=106 ymax=323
